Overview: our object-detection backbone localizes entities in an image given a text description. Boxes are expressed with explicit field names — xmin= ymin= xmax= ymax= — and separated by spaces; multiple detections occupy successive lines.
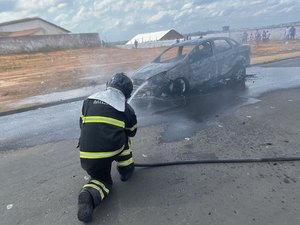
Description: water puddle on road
xmin=132 ymin=66 xmax=300 ymax=142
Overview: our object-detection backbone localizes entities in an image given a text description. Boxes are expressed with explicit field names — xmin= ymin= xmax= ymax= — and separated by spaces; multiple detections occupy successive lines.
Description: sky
xmin=0 ymin=0 xmax=299 ymax=41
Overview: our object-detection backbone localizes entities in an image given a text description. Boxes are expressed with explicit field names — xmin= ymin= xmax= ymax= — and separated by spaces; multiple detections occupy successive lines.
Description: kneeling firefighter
xmin=77 ymin=72 xmax=137 ymax=222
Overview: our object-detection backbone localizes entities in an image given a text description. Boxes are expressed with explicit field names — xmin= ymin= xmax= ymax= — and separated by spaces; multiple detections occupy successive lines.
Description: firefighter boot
xmin=118 ymin=165 xmax=135 ymax=182
xmin=77 ymin=189 xmax=94 ymax=223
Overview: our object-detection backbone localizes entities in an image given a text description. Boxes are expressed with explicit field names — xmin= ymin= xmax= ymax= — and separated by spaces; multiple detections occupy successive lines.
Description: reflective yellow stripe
xmin=82 ymin=116 xmax=125 ymax=128
xmin=120 ymin=149 xmax=132 ymax=156
xmin=83 ymin=184 xmax=104 ymax=200
xmin=126 ymin=124 xmax=137 ymax=131
xmin=117 ymin=158 xmax=134 ymax=167
xmin=80 ymin=145 xmax=124 ymax=159
xmin=90 ymin=180 xmax=110 ymax=194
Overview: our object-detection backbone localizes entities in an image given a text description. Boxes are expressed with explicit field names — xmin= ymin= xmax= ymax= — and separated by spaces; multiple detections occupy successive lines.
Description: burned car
xmin=130 ymin=37 xmax=250 ymax=100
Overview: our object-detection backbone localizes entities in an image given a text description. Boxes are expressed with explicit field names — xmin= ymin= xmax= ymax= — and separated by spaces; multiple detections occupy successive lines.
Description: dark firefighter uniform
xmin=78 ymin=87 xmax=137 ymax=208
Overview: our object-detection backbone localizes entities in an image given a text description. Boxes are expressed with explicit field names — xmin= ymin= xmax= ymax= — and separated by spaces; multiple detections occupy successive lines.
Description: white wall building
xmin=126 ymin=29 xmax=184 ymax=45
xmin=0 ymin=17 xmax=70 ymax=37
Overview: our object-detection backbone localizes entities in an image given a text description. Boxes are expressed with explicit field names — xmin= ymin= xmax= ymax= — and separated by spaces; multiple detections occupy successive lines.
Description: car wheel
xmin=170 ymin=77 xmax=189 ymax=96
xmin=233 ymin=63 xmax=246 ymax=82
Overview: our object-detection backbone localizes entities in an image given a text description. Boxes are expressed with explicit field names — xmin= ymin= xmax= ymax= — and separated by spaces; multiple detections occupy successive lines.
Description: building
xmin=126 ymin=29 xmax=184 ymax=45
xmin=0 ymin=17 xmax=101 ymax=54
xmin=0 ymin=17 xmax=70 ymax=37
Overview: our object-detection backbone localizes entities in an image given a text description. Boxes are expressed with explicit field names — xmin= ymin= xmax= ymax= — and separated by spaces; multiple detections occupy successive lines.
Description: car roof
xmin=171 ymin=36 xmax=237 ymax=47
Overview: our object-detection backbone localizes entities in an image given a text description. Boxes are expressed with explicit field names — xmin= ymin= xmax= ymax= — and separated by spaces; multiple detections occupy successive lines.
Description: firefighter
xmin=77 ymin=72 xmax=137 ymax=222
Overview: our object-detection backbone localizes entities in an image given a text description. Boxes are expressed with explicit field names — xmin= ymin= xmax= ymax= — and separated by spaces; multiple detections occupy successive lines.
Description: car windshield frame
xmin=153 ymin=44 xmax=196 ymax=63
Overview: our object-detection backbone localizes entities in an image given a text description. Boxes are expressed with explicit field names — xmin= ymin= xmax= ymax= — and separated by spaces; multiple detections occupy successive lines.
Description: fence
xmin=0 ymin=33 xmax=100 ymax=54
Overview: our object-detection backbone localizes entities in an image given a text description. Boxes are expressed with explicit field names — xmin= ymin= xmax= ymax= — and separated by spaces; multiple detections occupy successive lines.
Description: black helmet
xmin=106 ymin=72 xmax=133 ymax=99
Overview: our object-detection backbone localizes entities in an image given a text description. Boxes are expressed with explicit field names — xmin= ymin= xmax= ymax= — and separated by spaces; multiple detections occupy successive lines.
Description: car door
xmin=212 ymin=39 xmax=235 ymax=77
xmin=188 ymin=41 xmax=217 ymax=86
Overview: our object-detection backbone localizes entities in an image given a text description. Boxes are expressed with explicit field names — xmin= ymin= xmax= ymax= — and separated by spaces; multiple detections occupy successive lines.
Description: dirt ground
xmin=1 ymin=40 xmax=300 ymax=113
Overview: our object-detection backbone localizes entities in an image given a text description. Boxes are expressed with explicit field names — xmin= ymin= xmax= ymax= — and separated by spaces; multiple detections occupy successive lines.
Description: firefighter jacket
xmin=79 ymin=87 xmax=137 ymax=162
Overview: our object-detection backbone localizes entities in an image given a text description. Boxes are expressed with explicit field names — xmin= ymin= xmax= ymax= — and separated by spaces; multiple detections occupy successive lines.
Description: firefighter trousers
xmin=80 ymin=139 xmax=134 ymax=208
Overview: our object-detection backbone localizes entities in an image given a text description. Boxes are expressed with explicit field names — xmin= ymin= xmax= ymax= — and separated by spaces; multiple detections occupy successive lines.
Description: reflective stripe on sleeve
xmin=125 ymin=124 xmax=137 ymax=131
xmin=117 ymin=158 xmax=134 ymax=167
xmin=80 ymin=145 xmax=124 ymax=159
xmin=82 ymin=116 xmax=125 ymax=128
xmin=90 ymin=180 xmax=110 ymax=194
xmin=83 ymin=184 xmax=104 ymax=200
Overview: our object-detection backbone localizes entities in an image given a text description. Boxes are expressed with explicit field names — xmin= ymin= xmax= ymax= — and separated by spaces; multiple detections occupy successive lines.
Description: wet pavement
xmin=1 ymin=59 xmax=300 ymax=151
xmin=1 ymin=59 xmax=300 ymax=225
xmin=132 ymin=65 xmax=300 ymax=142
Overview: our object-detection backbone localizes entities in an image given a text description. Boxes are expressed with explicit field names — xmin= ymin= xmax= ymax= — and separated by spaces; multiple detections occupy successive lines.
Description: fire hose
xmin=134 ymin=156 xmax=300 ymax=168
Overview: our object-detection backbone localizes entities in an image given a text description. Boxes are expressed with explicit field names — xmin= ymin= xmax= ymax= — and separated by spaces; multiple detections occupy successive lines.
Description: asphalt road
xmin=1 ymin=59 xmax=300 ymax=151
xmin=1 ymin=58 xmax=300 ymax=225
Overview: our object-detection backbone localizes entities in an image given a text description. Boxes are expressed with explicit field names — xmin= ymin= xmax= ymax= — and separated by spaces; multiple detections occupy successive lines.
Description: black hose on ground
xmin=134 ymin=157 xmax=300 ymax=168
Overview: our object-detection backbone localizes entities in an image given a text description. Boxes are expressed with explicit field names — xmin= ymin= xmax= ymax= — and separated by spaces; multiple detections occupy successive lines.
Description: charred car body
xmin=130 ymin=37 xmax=250 ymax=100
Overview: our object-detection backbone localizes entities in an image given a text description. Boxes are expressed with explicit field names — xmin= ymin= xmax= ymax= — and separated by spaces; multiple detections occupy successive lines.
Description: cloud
xmin=249 ymin=0 xmax=266 ymax=5
xmin=0 ymin=11 xmax=27 ymax=23
xmin=0 ymin=0 xmax=15 ymax=13
xmin=16 ymin=0 xmax=60 ymax=11
xmin=182 ymin=2 xmax=193 ymax=11
xmin=54 ymin=13 xmax=68 ymax=22
xmin=147 ymin=11 xmax=168 ymax=24
xmin=142 ymin=0 xmax=158 ymax=9
xmin=0 ymin=0 xmax=299 ymax=41
xmin=57 ymin=3 xmax=67 ymax=9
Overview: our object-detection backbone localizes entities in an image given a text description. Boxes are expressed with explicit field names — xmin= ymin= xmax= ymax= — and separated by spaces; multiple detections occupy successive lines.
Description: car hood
xmin=132 ymin=62 xmax=179 ymax=80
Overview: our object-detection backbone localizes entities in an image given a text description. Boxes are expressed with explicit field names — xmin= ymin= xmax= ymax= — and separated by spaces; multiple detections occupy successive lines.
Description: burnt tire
xmin=233 ymin=63 xmax=246 ymax=82
xmin=227 ymin=63 xmax=246 ymax=89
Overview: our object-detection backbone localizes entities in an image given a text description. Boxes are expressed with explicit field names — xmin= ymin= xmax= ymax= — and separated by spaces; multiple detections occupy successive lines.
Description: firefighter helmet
xmin=106 ymin=72 xmax=133 ymax=99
